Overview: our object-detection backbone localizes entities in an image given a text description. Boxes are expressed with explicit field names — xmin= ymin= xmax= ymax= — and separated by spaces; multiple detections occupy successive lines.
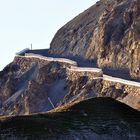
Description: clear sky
xmin=0 ymin=0 xmax=97 ymax=70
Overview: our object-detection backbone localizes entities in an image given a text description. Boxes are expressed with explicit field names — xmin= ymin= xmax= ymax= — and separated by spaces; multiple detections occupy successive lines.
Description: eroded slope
xmin=0 ymin=55 xmax=139 ymax=117
xmin=49 ymin=0 xmax=140 ymax=79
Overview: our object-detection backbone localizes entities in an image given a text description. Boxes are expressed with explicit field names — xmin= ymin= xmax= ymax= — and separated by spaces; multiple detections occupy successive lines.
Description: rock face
xmin=0 ymin=0 xmax=139 ymax=117
xmin=0 ymin=55 xmax=139 ymax=117
xmin=0 ymin=1 xmax=140 ymax=138
xmin=49 ymin=0 xmax=140 ymax=79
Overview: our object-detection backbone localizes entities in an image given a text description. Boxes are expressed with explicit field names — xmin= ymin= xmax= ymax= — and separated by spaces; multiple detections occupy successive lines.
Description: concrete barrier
xmin=70 ymin=66 xmax=102 ymax=73
xmin=103 ymin=75 xmax=140 ymax=88
xmin=24 ymin=53 xmax=77 ymax=66
xmin=16 ymin=53 xmax=140 ymax=88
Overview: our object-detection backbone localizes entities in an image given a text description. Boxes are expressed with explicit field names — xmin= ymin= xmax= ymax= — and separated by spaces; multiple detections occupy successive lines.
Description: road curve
xmin=16 ymin=53 xmax=140 ymax=88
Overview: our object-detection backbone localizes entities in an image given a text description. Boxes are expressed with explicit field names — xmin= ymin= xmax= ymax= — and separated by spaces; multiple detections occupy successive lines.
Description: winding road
xmin=16 ymin=53 xmax=140 ymax=88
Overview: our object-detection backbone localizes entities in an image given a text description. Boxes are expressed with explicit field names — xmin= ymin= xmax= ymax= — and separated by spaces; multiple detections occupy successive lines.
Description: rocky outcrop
xmin=0 ymin=0 xmax=140 ymax=139
xmin=102 ymin=76 xmax=140 ymax=110
xmin=0 ymin=55 xmax=139 ymax=117
xmin=49 ymin=0 xmax=140 ymax=79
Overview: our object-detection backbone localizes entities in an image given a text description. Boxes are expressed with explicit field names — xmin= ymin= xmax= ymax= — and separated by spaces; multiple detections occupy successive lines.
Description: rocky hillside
xmin=0 ymin=97 xmax=140 ymax=140
xmin=0 ymin=0 xmax=139 ymax=120
xmin=0 ymin=54 xmax=139 ymax=117
xmin=0 ymin=0 xmax=140 ymax=139
xmin=49 ymin=0 xmax=140 ymax=79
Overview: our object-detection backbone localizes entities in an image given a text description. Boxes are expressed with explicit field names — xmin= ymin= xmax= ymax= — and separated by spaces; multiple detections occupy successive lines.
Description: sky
xmin=0 ymin=0 xmax=97 ymax=70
